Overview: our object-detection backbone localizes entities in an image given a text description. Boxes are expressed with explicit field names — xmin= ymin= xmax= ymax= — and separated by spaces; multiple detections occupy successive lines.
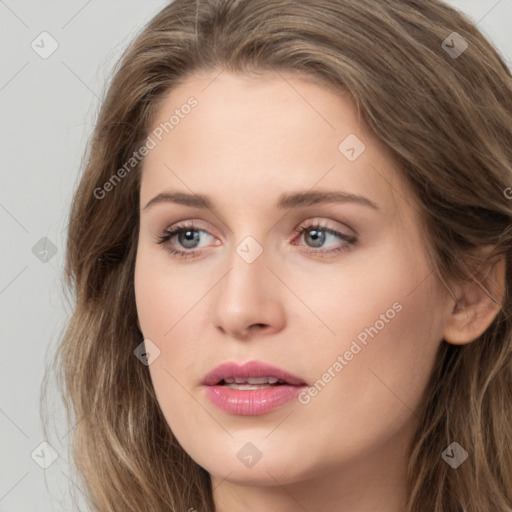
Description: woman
xmin=47 ymin=0 xmax=512 ymax=510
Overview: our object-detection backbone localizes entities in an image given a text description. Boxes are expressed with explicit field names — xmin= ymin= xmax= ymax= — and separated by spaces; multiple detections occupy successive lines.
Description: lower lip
xmin=204 ymin=384 xmax=307 ymax=415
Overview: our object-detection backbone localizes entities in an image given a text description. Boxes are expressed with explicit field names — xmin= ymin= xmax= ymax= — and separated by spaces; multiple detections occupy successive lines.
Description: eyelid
xmin=294 ymin=217 xmax=355 ymax=237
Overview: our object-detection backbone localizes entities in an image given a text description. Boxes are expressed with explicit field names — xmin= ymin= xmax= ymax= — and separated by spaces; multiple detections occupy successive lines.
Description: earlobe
xmin=443 ymin=255 xmax=506 ymax=346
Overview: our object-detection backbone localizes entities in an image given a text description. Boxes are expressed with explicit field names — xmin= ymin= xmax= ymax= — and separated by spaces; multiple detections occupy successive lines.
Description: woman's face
xmin=134 ymin=70 xmax=451 ymax=490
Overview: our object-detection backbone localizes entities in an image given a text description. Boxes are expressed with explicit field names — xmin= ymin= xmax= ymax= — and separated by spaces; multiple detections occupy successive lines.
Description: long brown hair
xmin=42 ymin=0 xmax=512 ymax=510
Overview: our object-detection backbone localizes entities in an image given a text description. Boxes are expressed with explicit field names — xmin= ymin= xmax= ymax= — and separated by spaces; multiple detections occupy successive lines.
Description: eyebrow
xmin=142 ymin=189 xmax=379 ymax=212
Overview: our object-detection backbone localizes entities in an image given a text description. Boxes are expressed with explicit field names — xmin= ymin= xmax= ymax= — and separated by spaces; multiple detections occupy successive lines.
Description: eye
xmin=155 ymin=220 xmax=357 ymax=259
xmin=155 ymin=221 xmax=216 ymax=259
xmin=292 ymin=222 xmax=357 ymax=257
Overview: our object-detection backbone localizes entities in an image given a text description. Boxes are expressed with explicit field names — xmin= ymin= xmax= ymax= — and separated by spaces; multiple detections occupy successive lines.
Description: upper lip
xmin=202 ymin=361 xmax=308 ymax=386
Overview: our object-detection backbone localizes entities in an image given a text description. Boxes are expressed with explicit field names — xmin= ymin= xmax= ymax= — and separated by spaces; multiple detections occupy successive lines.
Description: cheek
xmin=134 ymin=247 xmax=207 ymax=399
xmin=134 ymin=246 xmax=201 ymax=338
xmin=305 ymin=264 xmax=443 ymax=447
xmin=298 ymin=246 xmax=443 ymax=433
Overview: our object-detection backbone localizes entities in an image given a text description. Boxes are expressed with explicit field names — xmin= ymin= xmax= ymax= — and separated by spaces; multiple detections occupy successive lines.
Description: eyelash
xmin=155 ymin=221 xmax=357 ymax=259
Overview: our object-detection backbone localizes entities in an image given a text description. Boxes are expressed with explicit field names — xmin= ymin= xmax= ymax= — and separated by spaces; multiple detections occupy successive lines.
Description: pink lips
xmin=202 ymin=361 xmax=308 ymax=416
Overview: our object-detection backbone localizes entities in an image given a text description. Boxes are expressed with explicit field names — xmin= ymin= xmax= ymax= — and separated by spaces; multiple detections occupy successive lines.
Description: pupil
xmin=179 ymin=230 xmax=200 ymax=248
xmin=307 ymin=228 xmax=325 ymax=248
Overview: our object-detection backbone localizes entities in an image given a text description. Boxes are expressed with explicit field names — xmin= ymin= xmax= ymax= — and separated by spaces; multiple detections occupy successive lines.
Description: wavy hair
xmin=43 ymin=0 xmax=512 ymax=510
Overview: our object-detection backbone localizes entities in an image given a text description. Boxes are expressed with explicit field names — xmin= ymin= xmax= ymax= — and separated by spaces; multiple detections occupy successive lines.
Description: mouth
xmin=202 ymin=360 xmax=309 ymax=415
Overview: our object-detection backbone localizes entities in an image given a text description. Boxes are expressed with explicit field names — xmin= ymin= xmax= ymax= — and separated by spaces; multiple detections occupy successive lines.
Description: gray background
xmin=0 ymin=1 xmax=511 ymax=510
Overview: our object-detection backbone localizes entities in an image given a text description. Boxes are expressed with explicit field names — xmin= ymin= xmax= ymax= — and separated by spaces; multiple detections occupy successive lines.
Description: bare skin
xmin=134 ymin=69 xmax=504 ymax=512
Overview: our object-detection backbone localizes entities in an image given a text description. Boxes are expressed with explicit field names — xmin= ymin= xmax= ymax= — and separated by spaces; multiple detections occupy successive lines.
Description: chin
xmin=207 ymin=462 xmax=302 ymax=487
xmin=196 ymin=442 xmax=315 ymax=486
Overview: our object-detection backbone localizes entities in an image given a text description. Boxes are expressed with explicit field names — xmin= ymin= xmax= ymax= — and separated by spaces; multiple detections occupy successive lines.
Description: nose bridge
xmin=219 ymin=236 xmax=268 ymax=309
xmin=213 ymin=232 xmax=284 ymax=337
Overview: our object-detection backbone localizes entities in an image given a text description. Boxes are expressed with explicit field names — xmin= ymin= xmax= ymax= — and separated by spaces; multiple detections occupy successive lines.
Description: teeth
xmin=222 ymin=377 xmax=282 ymax=385
xmin=225 ymin=383 xmax=274 ymax=390
xmin=245 ymin=377 xmax=277 ymax=384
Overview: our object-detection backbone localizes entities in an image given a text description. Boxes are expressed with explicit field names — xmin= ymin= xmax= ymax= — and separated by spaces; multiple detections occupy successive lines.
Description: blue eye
xmin=155 ymin=222 xmax=212 ymax=259
xmin=155 ymin=221 xmax=356 ymax=259
xmin=293 ymin=223 xmax=356 ymax=256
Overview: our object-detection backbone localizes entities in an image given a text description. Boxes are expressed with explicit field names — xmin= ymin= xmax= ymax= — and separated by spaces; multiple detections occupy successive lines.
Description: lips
xmin=202 ymin=360 xmax=309 ymax=415
xmin=202 ymin=360 xmax=308 ymax=387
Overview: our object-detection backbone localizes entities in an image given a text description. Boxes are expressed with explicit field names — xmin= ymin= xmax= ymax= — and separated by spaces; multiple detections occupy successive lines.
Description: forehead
xmin=140 ymin=69 xmax=411 ymax=218
xmin=147 ymin=69 xmax=365 ymax=147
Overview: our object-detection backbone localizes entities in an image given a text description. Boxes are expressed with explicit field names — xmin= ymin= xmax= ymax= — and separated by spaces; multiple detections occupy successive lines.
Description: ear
xmin=443 ymin=251 xmax=506 ymax=345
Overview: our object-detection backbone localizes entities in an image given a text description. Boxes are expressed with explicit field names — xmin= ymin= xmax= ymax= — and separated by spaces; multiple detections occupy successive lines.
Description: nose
xmin=213 ymin=243 xmax=286 ymax=340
